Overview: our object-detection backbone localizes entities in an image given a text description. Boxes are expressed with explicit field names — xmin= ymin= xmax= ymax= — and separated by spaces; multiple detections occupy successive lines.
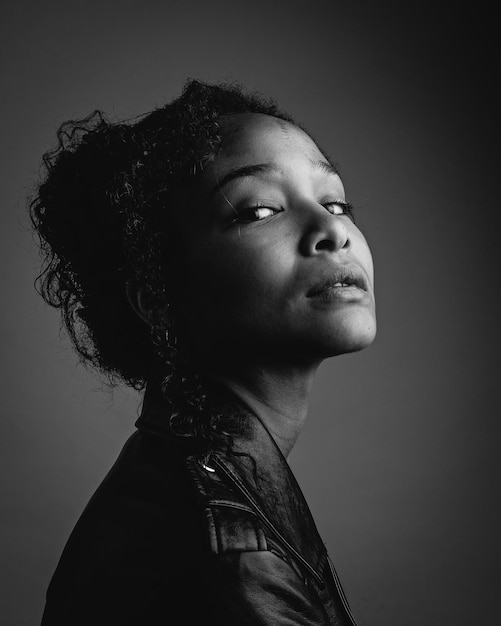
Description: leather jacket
xmin=41 ymin=382 xmax=359 ymax=625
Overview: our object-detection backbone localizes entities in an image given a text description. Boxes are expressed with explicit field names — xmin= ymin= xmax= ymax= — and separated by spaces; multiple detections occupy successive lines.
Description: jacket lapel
xmin=136 ymin=380 xmax=328 ymax=579
xmin=213 ymin=409 xmax=328 ymax=579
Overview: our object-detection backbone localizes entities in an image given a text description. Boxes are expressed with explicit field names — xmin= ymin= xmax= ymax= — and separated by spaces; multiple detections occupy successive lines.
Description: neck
xmin=203 ymin=355 xmax=321 ymax=458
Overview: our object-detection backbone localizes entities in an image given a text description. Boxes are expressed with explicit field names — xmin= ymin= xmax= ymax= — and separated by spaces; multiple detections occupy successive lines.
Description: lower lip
xmin=309 ymin=285 xmax=368 ymax=303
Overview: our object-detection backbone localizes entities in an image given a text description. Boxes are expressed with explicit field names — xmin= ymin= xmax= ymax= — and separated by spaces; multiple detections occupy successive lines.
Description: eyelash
xmin=231 ymin=200 xmax=355 ymax=224
xmin=231 ymin=203 xmax=281 ymax=223
xmin=324 ymin=200 xmax=355 ymax=220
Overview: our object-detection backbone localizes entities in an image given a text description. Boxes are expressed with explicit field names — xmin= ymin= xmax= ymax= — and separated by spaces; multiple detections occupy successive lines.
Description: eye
xmin=323 ymin=199 xmax=355 ymax=220
xmin=252 ymin=206 xmax=278 ymax=220
xmin=233 ymin=204 xmax=282 ymax=223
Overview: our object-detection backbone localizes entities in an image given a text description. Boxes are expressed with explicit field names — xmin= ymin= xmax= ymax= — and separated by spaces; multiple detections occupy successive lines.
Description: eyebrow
xmin=208 ymin=159 xmax=339 ymax=199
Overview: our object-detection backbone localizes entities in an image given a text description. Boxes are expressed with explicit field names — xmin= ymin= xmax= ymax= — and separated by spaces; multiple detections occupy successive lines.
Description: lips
xmin=307 ymin=265 xmax=368 ymax=298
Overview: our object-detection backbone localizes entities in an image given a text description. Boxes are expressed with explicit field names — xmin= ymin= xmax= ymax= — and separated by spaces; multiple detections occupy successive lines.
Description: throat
xmin=202 ymin=361 xmax=317 ymax=458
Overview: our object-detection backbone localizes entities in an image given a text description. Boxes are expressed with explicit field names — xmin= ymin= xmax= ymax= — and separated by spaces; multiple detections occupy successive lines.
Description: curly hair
xmin=30 ymin=79 xmax=294 ymax=448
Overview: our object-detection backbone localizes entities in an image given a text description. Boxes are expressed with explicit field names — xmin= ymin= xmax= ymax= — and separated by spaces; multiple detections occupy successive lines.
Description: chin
xmin=334 ymin=332 xmax=376 ymax=356
xmin=320 ymin=314 xmax=377 ymax=357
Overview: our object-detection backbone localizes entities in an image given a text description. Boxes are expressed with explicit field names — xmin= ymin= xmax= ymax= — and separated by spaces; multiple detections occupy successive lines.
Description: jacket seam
xmin=327 ymin=555 xmax=360 ymax=626
xmin=185 ymin=456 xmax=220 ymax=554
xmin=206 ymin=500 xmax=256 ymax=514
xmin=213 ymin=456 xmax=324 ymax=585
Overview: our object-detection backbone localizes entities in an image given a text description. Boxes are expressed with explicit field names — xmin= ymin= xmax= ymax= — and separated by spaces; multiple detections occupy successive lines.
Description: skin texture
xmin=135 ymin=113 xmax=376 ymax=456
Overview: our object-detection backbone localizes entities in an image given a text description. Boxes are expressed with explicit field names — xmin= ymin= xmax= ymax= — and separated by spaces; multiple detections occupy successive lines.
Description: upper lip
xmin=307 ymin=265 xmax=368 ymax=297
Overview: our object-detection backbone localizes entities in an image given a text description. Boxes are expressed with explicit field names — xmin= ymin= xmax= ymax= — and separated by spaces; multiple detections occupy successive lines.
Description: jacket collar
xmin=135 ymin=379 xmax=328 ymax=577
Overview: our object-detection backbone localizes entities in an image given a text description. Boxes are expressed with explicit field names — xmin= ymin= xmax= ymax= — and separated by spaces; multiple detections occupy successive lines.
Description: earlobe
xmin=125 ymin=281 xmax=148 ymax=324
xmin=125 ymin=281 xmax=156 ymax=326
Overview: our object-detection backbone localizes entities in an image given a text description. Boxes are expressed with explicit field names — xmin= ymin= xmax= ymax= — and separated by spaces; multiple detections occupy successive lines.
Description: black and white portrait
xmin=1 ymin=2 xmax=498 ymax=625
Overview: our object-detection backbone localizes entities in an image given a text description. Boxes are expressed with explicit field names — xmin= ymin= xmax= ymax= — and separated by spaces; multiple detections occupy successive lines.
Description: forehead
xmin=217 ymin=113 xmax=324 ymax=164
xmin=176 ymin=113 xmax=336 ymax=213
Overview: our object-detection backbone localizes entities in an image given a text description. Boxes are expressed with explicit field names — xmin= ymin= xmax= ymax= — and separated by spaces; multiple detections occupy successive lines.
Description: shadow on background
xmin=1 ymin=2 xmax=499 ymax=625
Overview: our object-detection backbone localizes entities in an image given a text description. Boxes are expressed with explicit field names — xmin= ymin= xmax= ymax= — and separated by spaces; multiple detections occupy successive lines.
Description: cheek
xmin=180 ymin=239 xmax=261 ymax=308
xmin=182 ymin=233 xmax=292 ymax=323
xmin=216 ymin=243 xmax=287 ymax=302
xmin=351 ymin=227 xmax=374 ymax=286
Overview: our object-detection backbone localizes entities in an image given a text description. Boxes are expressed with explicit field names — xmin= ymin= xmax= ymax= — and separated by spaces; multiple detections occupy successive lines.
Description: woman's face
xmin=172 ymin=113 xmax=376 ymax=366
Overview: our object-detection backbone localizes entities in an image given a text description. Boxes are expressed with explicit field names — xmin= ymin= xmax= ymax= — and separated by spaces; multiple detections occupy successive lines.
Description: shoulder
xmin=42 ymin=431 xmax=207 ymax=625
xmin=69 ymin=431 xmax=204 ymax=551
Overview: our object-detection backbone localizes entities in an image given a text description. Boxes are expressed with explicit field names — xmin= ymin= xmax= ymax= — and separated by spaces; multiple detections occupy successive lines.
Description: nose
xmin=299 ymin=207 xmax=350 ymax=257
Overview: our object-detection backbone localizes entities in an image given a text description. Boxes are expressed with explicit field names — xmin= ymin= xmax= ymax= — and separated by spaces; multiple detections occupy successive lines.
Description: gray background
xmin=2 ymin=1 xmax=499 ymax=624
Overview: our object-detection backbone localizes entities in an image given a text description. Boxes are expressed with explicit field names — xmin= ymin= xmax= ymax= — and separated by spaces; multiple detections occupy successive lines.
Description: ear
xmin=125 ymin=281 xmax=150 ymax=325
xmin=125 ymin=281 xmax=169 ymax=327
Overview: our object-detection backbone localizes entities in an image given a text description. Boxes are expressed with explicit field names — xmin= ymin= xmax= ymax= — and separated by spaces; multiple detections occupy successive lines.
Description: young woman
xmin=32 ymin=80 xmax=376 ymax=625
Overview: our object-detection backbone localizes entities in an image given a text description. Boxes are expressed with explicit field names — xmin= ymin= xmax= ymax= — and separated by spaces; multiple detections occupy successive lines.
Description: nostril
xmin=315 ymin=239 xmax=335 ymax=252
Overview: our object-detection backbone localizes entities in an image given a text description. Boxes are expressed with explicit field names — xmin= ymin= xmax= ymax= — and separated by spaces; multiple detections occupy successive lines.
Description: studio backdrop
xmin=1 ymin=2 xmax=498 ymax=625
